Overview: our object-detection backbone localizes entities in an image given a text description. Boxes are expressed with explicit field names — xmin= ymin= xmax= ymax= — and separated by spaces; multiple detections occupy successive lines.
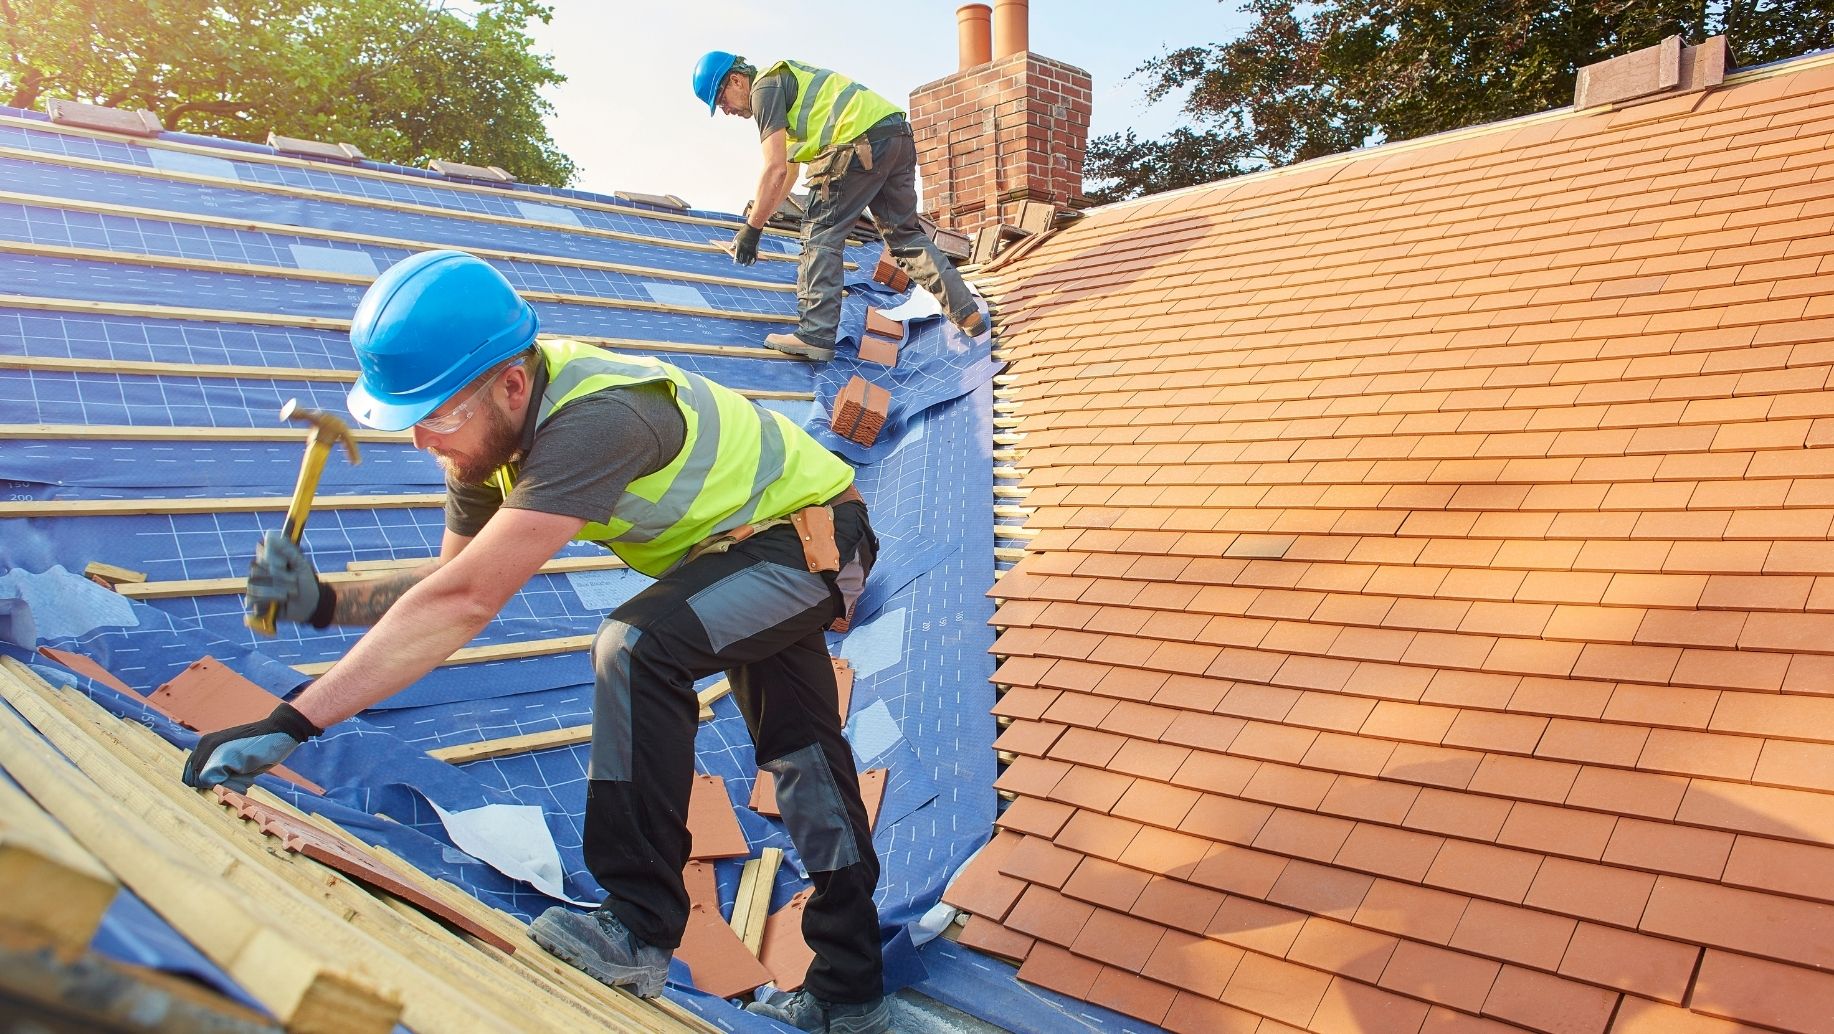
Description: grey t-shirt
xmin=752 ymin=68 xmax=795 ymax=140
xmin=444 ymin=378 xmax=687 ymax=537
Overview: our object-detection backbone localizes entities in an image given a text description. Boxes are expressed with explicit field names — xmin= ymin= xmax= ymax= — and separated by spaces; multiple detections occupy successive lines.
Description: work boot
xmin=746 ymin=989 xmax=891 ymax=1034
xmin=528 ymin=906 xmax=671 ymax=998
xmin=952 ymin=307 xmax=988 ymax=338
xmin=764 ymin=331 xmax=836 ymax=362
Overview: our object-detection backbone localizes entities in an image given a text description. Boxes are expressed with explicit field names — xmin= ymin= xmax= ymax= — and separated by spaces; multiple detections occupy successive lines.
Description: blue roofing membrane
xmin=0 ymin=105 xmax=1026 ymax=1030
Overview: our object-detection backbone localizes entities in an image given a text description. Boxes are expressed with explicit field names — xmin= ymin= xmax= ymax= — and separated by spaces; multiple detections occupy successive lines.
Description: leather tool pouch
xmin=803 ymin=146 xmax=854 ymax=202
xmin=789 ymin=506 xmax=841 ymax=574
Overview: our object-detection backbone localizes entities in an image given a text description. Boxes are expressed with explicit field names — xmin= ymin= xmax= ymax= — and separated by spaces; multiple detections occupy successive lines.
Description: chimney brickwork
xmin=909 ymin=51 xmax=1092 ymax=237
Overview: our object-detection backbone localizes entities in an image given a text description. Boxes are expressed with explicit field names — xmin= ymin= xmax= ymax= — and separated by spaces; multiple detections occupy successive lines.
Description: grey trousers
xmin=796 ymin=126 xmax=978 ymax=346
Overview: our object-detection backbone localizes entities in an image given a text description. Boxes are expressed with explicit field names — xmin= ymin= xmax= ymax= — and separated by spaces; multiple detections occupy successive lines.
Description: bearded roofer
xmin=694 ymin=50 xmax=986 ymax=362
xmin=180 ymin=250 xmax=891 ymax=1034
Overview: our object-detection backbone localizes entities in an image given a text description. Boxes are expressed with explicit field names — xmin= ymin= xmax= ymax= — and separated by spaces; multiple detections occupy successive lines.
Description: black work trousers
xmin=581 ymin=500 xmax=883 ymax=1004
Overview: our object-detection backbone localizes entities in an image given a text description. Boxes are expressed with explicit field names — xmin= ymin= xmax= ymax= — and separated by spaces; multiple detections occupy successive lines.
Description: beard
xmin=430 ymin=403 xmax=522 ymax=485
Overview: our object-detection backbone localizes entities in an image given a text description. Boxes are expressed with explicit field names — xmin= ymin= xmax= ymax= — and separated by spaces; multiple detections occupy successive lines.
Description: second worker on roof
xmin=694 ymin=50 xmax=986 ymax=361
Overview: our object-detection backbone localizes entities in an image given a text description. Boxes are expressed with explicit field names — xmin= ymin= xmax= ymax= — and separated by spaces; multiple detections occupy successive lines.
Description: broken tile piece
xmin=214 ymin=789 xmax=513 ymax=953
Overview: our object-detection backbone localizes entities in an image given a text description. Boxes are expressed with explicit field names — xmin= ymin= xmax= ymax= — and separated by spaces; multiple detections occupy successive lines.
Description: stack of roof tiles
xmin=953 ymin=51 xmax=1834 ymax=1034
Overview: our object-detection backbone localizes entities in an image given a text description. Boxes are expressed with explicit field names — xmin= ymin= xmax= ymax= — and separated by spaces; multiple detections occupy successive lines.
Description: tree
xmin=1086 ymin=0 xmax=1834 ymax=203
xmin=0 ymin=0 xmax=576 ymax=186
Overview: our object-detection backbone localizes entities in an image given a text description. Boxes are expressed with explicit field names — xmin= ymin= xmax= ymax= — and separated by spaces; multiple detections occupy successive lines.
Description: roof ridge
xmin=1084 ymin=44 xmax=1834 ymax=222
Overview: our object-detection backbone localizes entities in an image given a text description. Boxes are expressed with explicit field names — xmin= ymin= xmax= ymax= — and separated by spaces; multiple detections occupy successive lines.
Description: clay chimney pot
xmin=957 ymin=5 xmax=992 ymax=70
xmin=992 ymin=0 xmax=1028 ymax=59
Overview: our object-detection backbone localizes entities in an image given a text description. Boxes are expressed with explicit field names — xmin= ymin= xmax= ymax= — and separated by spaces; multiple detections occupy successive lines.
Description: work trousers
xmin=796 ymin=125 xmax=978 ymax=347
xmin=581 ymin=500 xmax=883 ymax=1004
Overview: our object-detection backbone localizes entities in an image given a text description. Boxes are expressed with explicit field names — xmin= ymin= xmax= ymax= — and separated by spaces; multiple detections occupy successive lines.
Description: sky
xmin=522 ymin=1 xmax=1252 ymax=214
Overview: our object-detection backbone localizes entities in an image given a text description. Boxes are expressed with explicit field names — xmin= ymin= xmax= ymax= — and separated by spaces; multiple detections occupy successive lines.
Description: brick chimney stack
xmin=909 ymin=1 xmax=1092 ymax=236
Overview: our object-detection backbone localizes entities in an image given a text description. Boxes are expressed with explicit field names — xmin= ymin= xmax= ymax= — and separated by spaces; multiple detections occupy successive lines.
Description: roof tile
xmin=1000 ymin=834 xmax=1084 ymax=889
xmin=1496 ymin=801 xmax=1617 ymax=860
xmin=1356 ymin=878 xmax=1472 ymax=945
xmin=1139 ymin=926 xmax=1243 ymax=999
xmin=955 ymin=915 xmax=1035 ymax=961
xmin=1558 ymin=922 xmax=1698 ymax=1005
xmin=1015 ymin=940 xmax=1104 ymax=998
xmin=1068 ymin=906 xmax=1166 ymax=971
xmin=1721 ymin=834 xmax=1834 ymax=903
xmin=1321 ymin=775 xmax=1423 ymax=825
xmin=996 ymin=795 xmax=1075 ymax=838
xmin=1425 ymin=839 xmax=1546 ymax=902
xmin=1690 ymin=948 xmax=1834 ymax=1034
xmin=1608 ymin=996 xmax=1771 ymax=1034
xmin=1310 ymin=976 xmax=1432 ymax=1034
xmin=1481 ymin=965 xmax=1618 ymax=1034
xmin=1224 ymin=951 xmax=1334 ymax=1028
xmin=1379 ymin=939 xmax=1501 ymax=1013
xmin=1641 ymin=874 xmax=1834 ymax=969
xmin=1161 ymin=992 xmax=1263 ymax=1034
xmin=1525 ymin=857 xmax=1656 ymax=927
xmin=1450 ymin=898 xmax=1577 ymax=970
xmin=1334 ymin=821 xmax=1445 ymax=882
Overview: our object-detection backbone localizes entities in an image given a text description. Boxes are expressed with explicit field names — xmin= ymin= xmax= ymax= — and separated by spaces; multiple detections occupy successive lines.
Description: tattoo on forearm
xmin=333 ymin=565 xmax=437 ymax=625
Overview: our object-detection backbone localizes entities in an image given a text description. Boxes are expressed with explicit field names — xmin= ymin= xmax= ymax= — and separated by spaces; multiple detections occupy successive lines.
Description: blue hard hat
xmin=693 ymin=50 xmax=740 ymax=115
xmin=346 ymin=250 xmax=539 ymax=431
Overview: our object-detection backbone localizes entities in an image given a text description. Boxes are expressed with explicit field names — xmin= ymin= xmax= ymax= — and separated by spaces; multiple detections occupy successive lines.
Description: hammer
xmin=246 ymin=399 xmax=362 ymax=636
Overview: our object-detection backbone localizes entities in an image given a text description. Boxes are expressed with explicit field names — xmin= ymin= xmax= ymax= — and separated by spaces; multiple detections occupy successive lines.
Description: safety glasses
xmin=415 ymin=360 xmax=521 ymax=435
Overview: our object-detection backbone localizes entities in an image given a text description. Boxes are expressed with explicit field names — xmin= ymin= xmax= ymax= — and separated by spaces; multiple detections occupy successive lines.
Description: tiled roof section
xmin=964 ymin=55 xmax=1834 ymax=1034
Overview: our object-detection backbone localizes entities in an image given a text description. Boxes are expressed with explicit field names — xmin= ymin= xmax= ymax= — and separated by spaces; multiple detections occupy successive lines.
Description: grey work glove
xmin=246 ymin=530 xmax=336 ymax=628
xmin=181 ymin=700 xmax=323 ymax=792
xmin=731 ymin=223 xmax=761 ymax=266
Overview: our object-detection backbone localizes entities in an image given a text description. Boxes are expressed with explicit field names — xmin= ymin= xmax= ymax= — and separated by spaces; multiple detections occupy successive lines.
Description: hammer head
xmin=280 ymin=399 xmax=362 ymax=464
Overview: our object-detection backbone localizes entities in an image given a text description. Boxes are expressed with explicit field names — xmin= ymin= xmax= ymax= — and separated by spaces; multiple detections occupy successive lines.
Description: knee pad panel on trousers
xmin=590 ymin=618 xmax=643 ymax=781
xmin=762 ymin=742 xmax=861 ymax=872
xmin=686 ymin=561 xmax=834 ymax=653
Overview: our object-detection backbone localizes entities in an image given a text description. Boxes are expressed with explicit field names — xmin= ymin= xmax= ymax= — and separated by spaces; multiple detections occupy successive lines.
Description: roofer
xmin=694 ymin=50 xmax=986 ymax=361
xmin=181 ymin=250 xmax=891 ymax=1034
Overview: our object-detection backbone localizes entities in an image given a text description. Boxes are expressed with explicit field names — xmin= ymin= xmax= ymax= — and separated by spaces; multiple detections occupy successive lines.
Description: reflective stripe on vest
xmin=490 ymin=339 xmax=854 ymax=576
xmin=763 ymin=59 xmax=903 ymax=164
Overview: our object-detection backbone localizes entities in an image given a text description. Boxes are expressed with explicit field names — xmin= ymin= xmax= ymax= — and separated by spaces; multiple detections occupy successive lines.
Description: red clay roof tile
xmin=943 ymin=831 xmax=1027 ymax=920
xmin=1310 ymin=977 xmax=1432 ymax=1034
xmin=1162 ymin=990 xmax=1264 ymax=1034
xmin=1208 ymin=895 xmax=1309 ymax=957
xmin=1690 ymin=948 xmax=1834 ymax=1033
xmin=1450 ymin=898 xmax=1577 ymax=971
xmin=1481 ymin=965 xmax=1618 ymax=1034
xmin=1379 ymin=939 xmax=1500 ymax=1013
xmin=1225 ymin=951 xmax=1334 ymax=1027
xmin=1558 ymin=922 xmax=1698 ymax=1005
xmin=1015 ymin=940 xmax=1104 ymax=998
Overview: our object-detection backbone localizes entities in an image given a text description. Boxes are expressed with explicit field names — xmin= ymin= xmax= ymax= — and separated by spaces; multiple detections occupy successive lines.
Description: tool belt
xmin=681 ymin=484 xmax=865 ymax=573
xmin=801 ymin=117 xmax=905 ymax=202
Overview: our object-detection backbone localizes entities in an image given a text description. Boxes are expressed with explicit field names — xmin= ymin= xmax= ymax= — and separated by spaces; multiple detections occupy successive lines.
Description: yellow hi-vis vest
xmin=762 ymin=59 xmax=903 ymax=164
xmin=490 ymin=339 xmax=855 ymax=576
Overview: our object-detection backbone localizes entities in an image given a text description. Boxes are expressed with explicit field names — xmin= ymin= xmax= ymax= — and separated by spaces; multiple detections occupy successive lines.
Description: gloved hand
xmin=731 ymin=223 xmax=762 ymax=266
xmin=181 ymin=700 xmax=323 ymax=791
xmin=246 ymin=530 xmax=334 ymax=627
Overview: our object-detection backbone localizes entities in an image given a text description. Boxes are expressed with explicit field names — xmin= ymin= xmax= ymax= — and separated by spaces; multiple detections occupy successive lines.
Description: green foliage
xmin=1087 ymin=0 xmax=1834 ymax=203
xmin=0 ymin=0 xmax=575 ymax=186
